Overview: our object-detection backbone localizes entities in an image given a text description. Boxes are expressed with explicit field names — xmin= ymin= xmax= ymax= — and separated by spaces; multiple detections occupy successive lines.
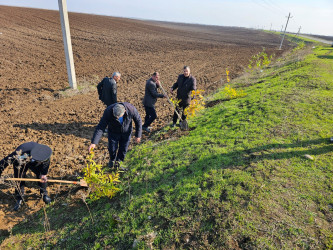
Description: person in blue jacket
xmin=89 ymin=102 xmax=142 ymax=169
xmin=0 ymin=142 xmax=52 ymax=211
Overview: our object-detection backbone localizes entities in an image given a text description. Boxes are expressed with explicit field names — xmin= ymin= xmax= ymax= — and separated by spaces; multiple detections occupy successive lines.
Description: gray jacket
xmin=142 ymin=78 xmax=164 ymax=108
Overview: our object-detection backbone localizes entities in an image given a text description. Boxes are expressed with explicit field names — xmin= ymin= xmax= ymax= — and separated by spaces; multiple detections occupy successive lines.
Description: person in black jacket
xmin=89 ymin=102 xmax=142 ymax=168
xmin=97 ymin=72 xmax=121 ymax=107
xmin=170 ymin=66 xmax=197 ymax=127
xmin=0 ymin=142 xmax=52 ymax=211
xmin=142 ymin=72 xmax=166 ymax=133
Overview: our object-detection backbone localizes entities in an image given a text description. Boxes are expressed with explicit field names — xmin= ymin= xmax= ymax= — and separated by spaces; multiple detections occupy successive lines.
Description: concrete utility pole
xmin=296 ymin=26 xmax=301 ymax=38
xmin=291 ymin=26 xmax=302 ymax=43
xmin=58 ymin=0 xmax=77 ymax=89
xmin=279 ymin=12 xmax=292 ymax=50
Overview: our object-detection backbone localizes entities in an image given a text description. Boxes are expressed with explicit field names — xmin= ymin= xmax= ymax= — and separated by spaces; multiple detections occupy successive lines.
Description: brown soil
xmin=0 ymin=5 xmax=290 ymax=232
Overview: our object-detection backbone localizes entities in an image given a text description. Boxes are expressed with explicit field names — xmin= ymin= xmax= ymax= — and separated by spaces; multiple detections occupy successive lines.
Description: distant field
xmin=307 ymin=34 xmax=333 ymax=41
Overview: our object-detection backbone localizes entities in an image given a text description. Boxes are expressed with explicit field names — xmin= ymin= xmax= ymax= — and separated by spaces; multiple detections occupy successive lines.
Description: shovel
xmin=159 ymin=82 xmax=189 ymax=130
xmin=3 ymin=177 xmax=88 ymax=187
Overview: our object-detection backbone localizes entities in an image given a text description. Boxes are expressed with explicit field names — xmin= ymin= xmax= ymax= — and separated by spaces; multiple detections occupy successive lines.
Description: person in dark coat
xmin=0 ymin=142 xmax=52 ymax=211
xmin=170 ymin=66 xmax=197 ymax=127
xmin=142 ymin=72 xmax=166 ymax=133
xmin=89 ymin=102 xmax=142 ymax=168
xmin=98 ymin=72 xmax=121 ymax=107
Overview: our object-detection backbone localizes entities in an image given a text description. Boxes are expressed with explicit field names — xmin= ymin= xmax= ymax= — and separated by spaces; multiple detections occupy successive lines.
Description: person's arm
xmin=130 ymin=105 xmax=142 ymax=139
xmin=110 ymin=79 xmax=117 ymax=103
xmin=171 ymin=75 xmax=180 ymax=92
xmin=40 ymin=159 xmax=50 ymax=182
xmin=191 ymin=76 xmax=197 ymax=91
xmin=91 ymin=110 xmax=109 ymax=146
xmin=148 ymin=81 xmax=164 ymax=98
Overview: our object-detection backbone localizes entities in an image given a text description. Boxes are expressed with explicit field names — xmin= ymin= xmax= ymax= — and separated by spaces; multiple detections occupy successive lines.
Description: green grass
xmin=1 ymin=41 xmax=332 ymax=249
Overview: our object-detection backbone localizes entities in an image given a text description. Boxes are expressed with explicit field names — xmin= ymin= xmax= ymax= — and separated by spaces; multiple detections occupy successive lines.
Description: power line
xmin=261 ymin=0 xmax=286 ymax=15
xmin=263 ymin=0 xmax=289 ymax=15
xmin=250 ymin=0 xmax=283 ymax=16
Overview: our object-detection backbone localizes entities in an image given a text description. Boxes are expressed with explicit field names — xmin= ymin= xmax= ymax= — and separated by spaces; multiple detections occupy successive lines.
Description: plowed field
xmin=0 ymin=5 xmax=291 ymax=232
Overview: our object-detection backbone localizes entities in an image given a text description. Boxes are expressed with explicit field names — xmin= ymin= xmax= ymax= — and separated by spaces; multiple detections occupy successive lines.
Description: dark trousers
xmin=173 ymin=103 xmax=189 ymax=124
xmin=13 ymin=164 xmax=48 ymax=200
xmin=108 ymin=132 xmax=132 ymax=163
xmin=143 ymin=106 xmax=157 ymax=128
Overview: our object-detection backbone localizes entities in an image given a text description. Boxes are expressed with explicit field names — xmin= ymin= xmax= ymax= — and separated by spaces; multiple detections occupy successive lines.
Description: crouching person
xmin=89 ymin=103 xmax=142 ymax=169
xmin=0 ymin=142 xmax=52 ymax=211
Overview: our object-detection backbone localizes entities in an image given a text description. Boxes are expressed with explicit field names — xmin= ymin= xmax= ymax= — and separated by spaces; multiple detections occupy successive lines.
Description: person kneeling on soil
xmin=89 ymin=102 xmax=142 ymax=170
xmin=0 ymin=142 xmax=53 ymax=211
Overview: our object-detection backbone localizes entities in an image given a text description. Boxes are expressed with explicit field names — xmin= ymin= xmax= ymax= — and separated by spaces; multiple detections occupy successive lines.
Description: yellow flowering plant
xmin=83 ymin=150 xmax=121 ymax=201
xmin=226 ymin=68 xmax=230 ymax=83
xmin=224 ymin=85 xmax=247 ymax=100
xmin=184 ymin=90 xmax=205 ymax=118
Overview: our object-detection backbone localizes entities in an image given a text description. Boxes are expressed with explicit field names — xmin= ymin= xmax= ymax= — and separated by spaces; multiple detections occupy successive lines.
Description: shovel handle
xmin=5 ymin=177 xmax=84 ymax=186
xmin=159 ymin=82 xmax=183 ymax=121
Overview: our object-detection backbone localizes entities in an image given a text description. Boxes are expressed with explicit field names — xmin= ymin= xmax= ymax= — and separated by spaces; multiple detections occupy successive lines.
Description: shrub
xmin=184 ymin=90 xmax=205 ymax=118
xmin=82 ymin=151 xmax=121 ymax=201
xmin=248 ymin=48 xmax=274 ymax=71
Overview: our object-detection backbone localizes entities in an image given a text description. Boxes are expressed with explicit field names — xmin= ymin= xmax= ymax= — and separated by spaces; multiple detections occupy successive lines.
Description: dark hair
xmin=183 ymin=66 xmax=190 ymax=71
xmin=152 ymin=72 xmax=159 ymax=76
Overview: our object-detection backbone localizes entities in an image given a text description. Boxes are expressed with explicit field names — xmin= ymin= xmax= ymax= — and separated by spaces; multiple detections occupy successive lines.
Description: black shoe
xmin=142 ymin=126 xmax=151 ymax=133
xmin=108 ymin=161 xmax=114 ymax=169
xmin=43 ymin=195 xmax=52 ymax=204
xmin=119 ymin=166 xmax=128 ymax=172
xmin=114 ymin=161 xmax=121 ymax=169
xmin=13 ymin=200 xmax=22 ymax=211
xmin=107 ymin=161 xmax=120 ymax=170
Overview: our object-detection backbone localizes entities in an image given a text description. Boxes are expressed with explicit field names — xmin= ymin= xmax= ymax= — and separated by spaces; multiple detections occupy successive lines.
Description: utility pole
xmin=270 ymin=23 xmax=272 ymax=31
xmin=58 ymin=0 xmax=77 ymax=89
xmin=295 ymin=26 xmax=301 ymax=38
xmin=291 ymin=26 xmax=301 ymax=43
xmin=279 ymin=12 xmax=292 ymax=50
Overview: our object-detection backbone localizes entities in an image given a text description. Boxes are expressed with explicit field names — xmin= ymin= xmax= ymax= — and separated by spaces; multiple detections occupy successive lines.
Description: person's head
xmin=112 ymin=72 xmax=121 ymax=82
xmin=113 ymin=103 xmax=126 ymax=118
xmin=31 ymin=143 xmax=52 ymax=164
xmin=183 ymin=66 xmax=190 ymax=77
xmin=152 ymin=72 xmax=160 ymax=82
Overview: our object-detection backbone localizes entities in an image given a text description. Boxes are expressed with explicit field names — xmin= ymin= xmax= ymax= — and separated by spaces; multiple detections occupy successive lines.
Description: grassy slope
xmin=1 ymin=41 xmax=332 ymax=249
